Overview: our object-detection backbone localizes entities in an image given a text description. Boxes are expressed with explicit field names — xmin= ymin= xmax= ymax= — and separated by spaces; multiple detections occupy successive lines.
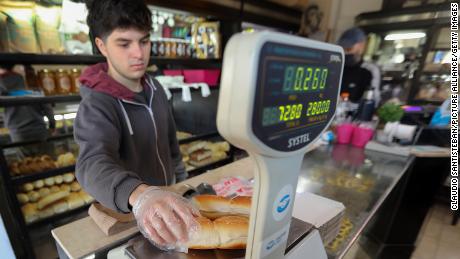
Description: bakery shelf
xmin=178 ymin=132 xmax=220 ymax=145
xmin=0 ymin=53 xmax=221 ymax=67
xmin=1 ymin=133 xmax=74 ymax=149
xmin=26 ymin=203 xmax=90 ymax=229
xmin=0 ymin=95 xmax=81 ymax=107
xmin=11 ymin=165 xmax=75 ymax=185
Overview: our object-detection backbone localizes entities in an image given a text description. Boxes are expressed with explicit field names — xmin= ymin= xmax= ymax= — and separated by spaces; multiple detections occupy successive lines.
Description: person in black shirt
xmin=337 ymin=27 xmax=381 ymax=110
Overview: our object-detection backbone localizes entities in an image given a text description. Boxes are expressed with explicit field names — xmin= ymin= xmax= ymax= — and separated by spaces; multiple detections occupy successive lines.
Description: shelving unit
xmin=357 ymin=2 xmax=451 ymax=105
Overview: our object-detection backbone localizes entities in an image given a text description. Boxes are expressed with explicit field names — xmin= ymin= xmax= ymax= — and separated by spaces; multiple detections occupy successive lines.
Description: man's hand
xmin=132 ymin=186 xmax=200 ymax=250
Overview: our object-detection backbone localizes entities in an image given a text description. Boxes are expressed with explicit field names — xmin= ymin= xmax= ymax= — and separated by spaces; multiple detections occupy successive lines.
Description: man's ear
xmin=95 ymin=37 xmax=108 ymax=57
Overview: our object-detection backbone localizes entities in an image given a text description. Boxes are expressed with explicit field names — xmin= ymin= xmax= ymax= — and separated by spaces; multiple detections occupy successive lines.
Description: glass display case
xmin=298 ymin=145 xmax=411 ymax=258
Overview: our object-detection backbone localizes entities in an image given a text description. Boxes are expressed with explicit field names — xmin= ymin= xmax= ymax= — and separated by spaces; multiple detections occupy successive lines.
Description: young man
xmin=75 ymin=0 xmax=198 ymax=248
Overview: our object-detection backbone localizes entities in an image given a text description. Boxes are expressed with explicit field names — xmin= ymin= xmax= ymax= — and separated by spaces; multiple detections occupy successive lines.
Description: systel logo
xmin=276 ymin=194 xmax=290 ymax=213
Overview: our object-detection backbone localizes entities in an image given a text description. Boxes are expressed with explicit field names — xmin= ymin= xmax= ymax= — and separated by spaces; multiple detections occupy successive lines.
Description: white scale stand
xmin=217 ymin=31 xmax=344 ymax=259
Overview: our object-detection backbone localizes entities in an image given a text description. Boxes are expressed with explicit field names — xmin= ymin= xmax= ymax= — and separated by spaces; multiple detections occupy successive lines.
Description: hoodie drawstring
xmin=117 ymin=100 xmax=134 ymax=136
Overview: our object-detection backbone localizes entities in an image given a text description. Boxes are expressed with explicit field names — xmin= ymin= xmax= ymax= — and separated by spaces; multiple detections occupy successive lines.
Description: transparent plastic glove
xmin=133 ymin=187 xmax=200 ymax=252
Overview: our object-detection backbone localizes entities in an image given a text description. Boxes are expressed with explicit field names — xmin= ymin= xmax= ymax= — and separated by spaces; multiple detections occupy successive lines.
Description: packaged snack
xmin=0 ymin=1 xmax=40 ymax=53
xmin=35 ymin=3 xmax=63 ymax=53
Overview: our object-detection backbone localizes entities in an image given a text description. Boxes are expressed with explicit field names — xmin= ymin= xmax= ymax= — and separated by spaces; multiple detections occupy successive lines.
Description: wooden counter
xmin=52 ymin=158 xmax=254 ymax=259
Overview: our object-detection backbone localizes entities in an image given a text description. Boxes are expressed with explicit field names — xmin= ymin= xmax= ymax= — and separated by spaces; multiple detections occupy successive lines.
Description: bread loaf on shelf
xmin=63 ymin=173 xmax=75 ymax=183
xmin=66 ymin=193 xmax=84 ymax=209
xmin=187 ymin=216 xmax=248 ymax=249
xmin=38 ymin=187 xmax=51 ymax=198
xmin=191 ymin=195 xmax=251 ymax=219
xmin=27 ymin=191 xmax=40 ymax=203
xmin=21 ymin=203 xmax=39 ymax=224
xmin=54 ymin=175 xmax=63 ymax=185
xmin=70 ymin=181 xmax=81 ymax=192
xmin=17 ymin=193 xmax=29 ymax=204
xmin=60 ymin=184 xmax=71 ymax=193
xmin=37 ymin=190 xmax=69 ymax=210
xmin=50 ymin=186 xmax=61 ymax=193
xmin=33 ymin=180 xmax=44 ymax=189
xmin=44 ymin=177 xmax=55 ymax=187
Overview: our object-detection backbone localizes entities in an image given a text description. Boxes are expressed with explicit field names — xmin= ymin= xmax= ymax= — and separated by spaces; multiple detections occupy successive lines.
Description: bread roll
xmin=21 ymin=203 xmax=38 ymax=224
xmin=187 ymin=217 xmax=220 ymax=249
xmin=70 ymin=181 xmax=81 ymax=192
xmin=33 ymin=180 xmax=45 ymax=189
xmin=213 ymin=216 xmax=248 ymax=249
xmin=187 ymin=216 xmax=248 ymax=249
xmin=38 ymin=207 xmax=54 ymax=219
xmin=191 ymin=195 xmax=251 ymax=219
xmin=54 ymin=175 xmax=63 ymax=185
xmin=38 ymin=187 xmax=51 ymax=198
xmin=17 ymin=193 xmax=29 ymax=204
xmin=60 ymin=184 xmax=71 ymax=193
xmin=21 ymin=183 xmax=34 ymax=192
xmin=63 ymin=173 xmax=75 ymax=183
xmin=230 ymin=196 xmax=251 ymax=216
xmin=37 ymin=190 xmax=69 ymax=210
xmin=27 ymin=191 xmax=40 ymax=203
xmin=192 ymin=195 xmax=231 ymax=218
xmin=52 ymin=200 xmax=69 ymax=214
xmin=44 ymin=177 xmax=55 ymax=187
xmin=66 ymin=193 xmax=84 ymax=209
xmin=50 ymin=186 xmax=60 ymax=193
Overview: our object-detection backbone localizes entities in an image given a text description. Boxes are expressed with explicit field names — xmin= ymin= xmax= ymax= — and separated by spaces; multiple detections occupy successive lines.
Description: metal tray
xmin=124 ymin=217 xmax=313 ymax=259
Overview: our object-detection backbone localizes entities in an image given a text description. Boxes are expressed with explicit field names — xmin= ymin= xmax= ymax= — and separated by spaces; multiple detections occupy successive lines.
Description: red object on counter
xmin=163 ymin=70 xmax=183 ymax=76
xmin=183 ymin=69 xmax=221 ymax=86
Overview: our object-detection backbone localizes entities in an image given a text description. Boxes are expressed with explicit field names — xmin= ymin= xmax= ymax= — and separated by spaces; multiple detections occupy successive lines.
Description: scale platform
xmin=124 ymin=217 xmax=313 ymax=259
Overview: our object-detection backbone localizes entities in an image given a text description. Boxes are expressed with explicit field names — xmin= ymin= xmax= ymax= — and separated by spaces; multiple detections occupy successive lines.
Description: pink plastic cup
xmin=336 ymin=123 xmax=355 ymax=144
xmin=351 ymin=127 xmax=374 ymax=148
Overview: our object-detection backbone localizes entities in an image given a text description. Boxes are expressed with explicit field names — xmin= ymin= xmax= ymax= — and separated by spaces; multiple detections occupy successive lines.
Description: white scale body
xmin=217 ymin=31 xmax=344 ymax=259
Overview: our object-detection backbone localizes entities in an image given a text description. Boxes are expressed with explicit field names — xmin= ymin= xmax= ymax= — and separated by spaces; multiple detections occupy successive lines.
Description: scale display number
xmin=252 ymin=42 xmax=343 ymax=152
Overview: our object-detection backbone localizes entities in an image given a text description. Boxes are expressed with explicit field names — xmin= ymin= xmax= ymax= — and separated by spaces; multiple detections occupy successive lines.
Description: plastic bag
xmin=133 ymin=187 xmax=200 ymax=252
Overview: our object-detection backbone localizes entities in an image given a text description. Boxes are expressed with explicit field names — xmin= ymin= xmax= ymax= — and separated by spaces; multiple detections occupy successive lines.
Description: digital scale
xmin=123 ymin=31 xmax=343 ymax=259
xmin=217 ymin=31 xmax=343 ymax=259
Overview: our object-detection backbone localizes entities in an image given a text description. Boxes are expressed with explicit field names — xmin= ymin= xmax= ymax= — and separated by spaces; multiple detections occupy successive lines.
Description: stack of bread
xmin=180 ymin=141 xmax=230 ymax=168
xmin=186 ymin=194 xmax=251 ymax=250
xmin=9 ymin=152 xmax=76 ymax=176
xmin=17 ymin=172 xmax=94 ymax=224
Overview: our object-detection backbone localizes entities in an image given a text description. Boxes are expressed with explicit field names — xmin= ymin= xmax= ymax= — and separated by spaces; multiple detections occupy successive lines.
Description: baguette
xmin=187 ymin=216 xmax=248 ymax=249
xmin=66 ymin=193 xmax=84 ymax=209
xmin=37 ymin=190 xmax=69 ymax=210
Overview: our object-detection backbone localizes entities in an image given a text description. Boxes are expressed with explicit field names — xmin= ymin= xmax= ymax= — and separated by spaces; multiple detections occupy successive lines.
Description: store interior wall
xmin=324 ymin=0 xmax=383 ymax=43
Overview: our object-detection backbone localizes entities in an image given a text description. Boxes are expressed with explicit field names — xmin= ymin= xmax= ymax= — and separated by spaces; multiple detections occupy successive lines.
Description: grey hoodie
xmin=74 ymin=63 xmax=185 ymax=213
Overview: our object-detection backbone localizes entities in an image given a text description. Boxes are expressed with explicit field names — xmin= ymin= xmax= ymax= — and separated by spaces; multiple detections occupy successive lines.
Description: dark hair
xmin=86 ymin=0 xmax=152 ymax=40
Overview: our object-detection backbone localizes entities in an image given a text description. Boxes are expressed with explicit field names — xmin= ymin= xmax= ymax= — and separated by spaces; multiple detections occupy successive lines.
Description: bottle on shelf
xmin=55 ymin=69 xmax=72 ymax=95
xmin=38 ymin=69 xmax=56 ymax=96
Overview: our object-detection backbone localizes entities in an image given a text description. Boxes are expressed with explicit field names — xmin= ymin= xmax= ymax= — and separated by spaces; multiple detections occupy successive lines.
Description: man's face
xmin=96 ymin=28 xmax=151 ymax=82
